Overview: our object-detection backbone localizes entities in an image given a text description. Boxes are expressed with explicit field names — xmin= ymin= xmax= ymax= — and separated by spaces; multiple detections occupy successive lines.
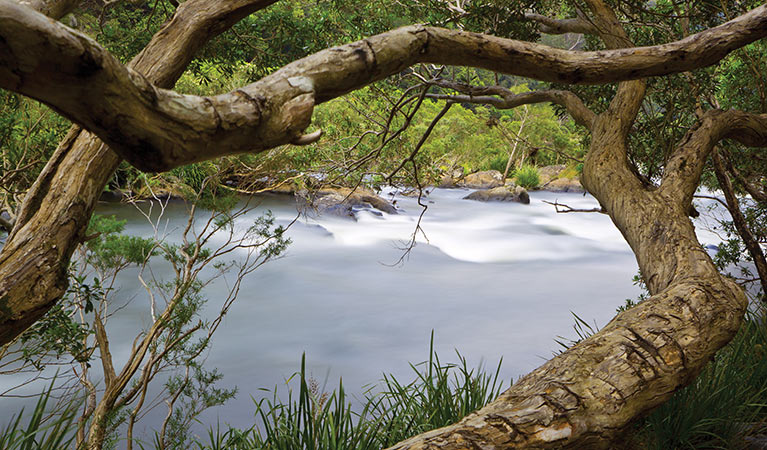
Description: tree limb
xmin=0 ymin=0 xmax=280 ymax=348
xmin=2 ymin=2 xmax=767 ymax=171
xmin=712 ymin=149 xmax=767 ymax=299
xmin=16 ymin=0 xmax=81 ymax=19
xmin=722 ymin=149 xmax=767 ymax=203
xmin=524 ymin=12 xmax=597 ymax=35
xmin=426 ymin=84 xmax=596 ymax=130
xmin=661 ymin=109 xmax=767 ymax=205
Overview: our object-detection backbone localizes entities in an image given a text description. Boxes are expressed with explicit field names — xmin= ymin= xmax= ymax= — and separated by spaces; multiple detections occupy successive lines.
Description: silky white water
xmin=0 ymin=187 xmax=729 ymax=439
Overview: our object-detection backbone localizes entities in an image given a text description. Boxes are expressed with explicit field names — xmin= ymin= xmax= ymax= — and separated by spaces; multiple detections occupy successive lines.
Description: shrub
xmin=514 ymin=164 xmax=540 ymax=189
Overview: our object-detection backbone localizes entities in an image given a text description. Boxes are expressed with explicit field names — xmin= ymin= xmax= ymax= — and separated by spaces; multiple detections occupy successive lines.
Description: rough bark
xmin=386 ymin=2 xmax=757 ymax=448
xmin=0 ymin=0 xmax=278 ymax=349
xmin=16 ymin=0 xmax=80 ymax=19
xmin=0 ymin=0 xmax=766 ymax=448
xmin=1 ymin=2 xmax=767 ymax=171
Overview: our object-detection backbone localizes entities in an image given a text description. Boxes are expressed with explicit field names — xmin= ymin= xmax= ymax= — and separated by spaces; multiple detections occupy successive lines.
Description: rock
xmin=541 ymin=177 xmax=585 ymax=193
xmin=298 ymin=187 xmax=397 ymax=218
xmin=438 ymin=166 xmax=465 ymax=188
xmin=537 ymin=164 xmax=567 ymax=185
xmin=459 ymin=170 xmax=504 ymax=189
xmin=463 ymin=186 xmax=530 ymax=204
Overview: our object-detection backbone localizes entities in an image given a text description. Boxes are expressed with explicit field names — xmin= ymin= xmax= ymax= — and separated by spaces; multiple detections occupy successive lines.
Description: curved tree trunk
xmin=385 ymin=100 xmax=748 ymax=449
xmin=1 ymin=1 xmax=766 ymax=448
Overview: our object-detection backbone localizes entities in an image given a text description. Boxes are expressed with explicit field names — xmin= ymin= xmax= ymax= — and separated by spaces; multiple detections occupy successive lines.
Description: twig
xmin=542 ymin=200 xmax=605 ymax=214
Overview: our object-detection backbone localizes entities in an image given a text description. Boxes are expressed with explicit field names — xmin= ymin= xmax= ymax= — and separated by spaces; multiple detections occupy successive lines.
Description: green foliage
xmin=514 ymin=164 xmax=540 ymax=189
xmin=82 ymin=215 xmax=157 ymax=272
xmin=194 ymin=336 xmax=504 ymax=450
xmin=0 ymin=381 xmax=79 ymax=450
xmin=637 ymin=309 xmax=767 ymax=449
xmin=0 ymin=90 xmax=70 ymax=214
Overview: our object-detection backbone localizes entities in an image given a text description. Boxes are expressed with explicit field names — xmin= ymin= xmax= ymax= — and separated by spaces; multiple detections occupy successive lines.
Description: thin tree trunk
xmin=712 ymin=149 xmax=767 ymax=300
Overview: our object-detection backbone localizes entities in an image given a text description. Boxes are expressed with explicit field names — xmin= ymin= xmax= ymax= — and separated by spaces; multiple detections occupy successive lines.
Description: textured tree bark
xmin=384 ymin=2 xmax=760 ymax=448
xmin=16 ymin=0 xmax=80 ymax=19
xmin=1 ymin=1 xmax=767 ymax=171
xmin=0 ymin=0 xmax=277 ymax=348
xmin=1 ymin=1 xmax=767 ymax=448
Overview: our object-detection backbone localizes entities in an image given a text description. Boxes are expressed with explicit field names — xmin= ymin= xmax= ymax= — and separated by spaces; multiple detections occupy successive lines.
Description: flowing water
xmin=0 ymin=187 xmax=728 ymax=438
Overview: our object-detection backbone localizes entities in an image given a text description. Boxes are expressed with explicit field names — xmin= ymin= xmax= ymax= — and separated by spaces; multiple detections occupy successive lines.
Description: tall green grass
xmin=0 ymin=380 xmax=79 ymax=450
xmin=195 ymin=335 xmax=504 ymax=450
xmin=514 ymin=164 xmax=540 ymax=189
xmin=636 ymin=309 xmax=767 ymax=449
xmin=5 ymin=314 xmax=767 ymax=449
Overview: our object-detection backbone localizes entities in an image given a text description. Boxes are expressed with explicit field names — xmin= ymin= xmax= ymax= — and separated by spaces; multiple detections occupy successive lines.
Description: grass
xmin=634 ymin=308 xmax=767 ymax=449
xmin=5 ymin=315 xmax=767 ymax=449
xmin=0 ymin=380 xmax=79 ymax=450
xmin=195 ymin=334 xmax=504 ymax=450
xmin=514 ymin=164 xmax=541 ymax=189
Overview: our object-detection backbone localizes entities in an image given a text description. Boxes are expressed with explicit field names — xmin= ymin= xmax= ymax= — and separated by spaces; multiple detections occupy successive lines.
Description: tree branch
xmin=426 ymin=81 xmax=596 ymax=129
xmin=1 ymin=2 xmax=767 ymax=171
xmin=712 ymin=149 xmax=767 ymax=299
xmin=722 ymin=150 xmax=767 ymax=203
xmin=16 ymin=0 xmax=81 ymax=19
xmin=524 ymin=12 xmax=597 ymax=35
xmin=661 ymin=109 xmax=767 ymax=204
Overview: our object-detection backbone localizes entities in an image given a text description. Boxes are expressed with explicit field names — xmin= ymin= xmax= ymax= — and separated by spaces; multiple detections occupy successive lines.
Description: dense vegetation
xmin=1 ymin=0 xmax=766 ymax=448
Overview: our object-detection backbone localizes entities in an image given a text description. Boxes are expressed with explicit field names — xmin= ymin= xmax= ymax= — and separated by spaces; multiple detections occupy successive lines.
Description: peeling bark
xmin=0 ymin=0 xmax=766 ymax=448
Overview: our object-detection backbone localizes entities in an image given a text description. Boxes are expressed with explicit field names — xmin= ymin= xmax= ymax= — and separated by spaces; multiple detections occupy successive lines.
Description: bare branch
xmin=1 ymin=2 xmax=767 ymax=171
xmin=542 ymin=199 xmax=606 ymax=214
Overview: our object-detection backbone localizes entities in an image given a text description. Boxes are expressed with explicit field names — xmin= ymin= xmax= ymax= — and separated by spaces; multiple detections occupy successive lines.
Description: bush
xmin=514 ymin=165 xmax=540 ymax=189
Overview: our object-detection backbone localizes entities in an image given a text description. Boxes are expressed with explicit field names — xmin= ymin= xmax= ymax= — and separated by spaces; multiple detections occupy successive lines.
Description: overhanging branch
xmin=1 ymin=2 xmax=766 ymax=172
xmin=426 ymin=81 xmax=596 ymax=129
xmin=662 ymin=109 xmax=767 ymax=203
xmin=524 ymin=12 xmax=597 ymax=35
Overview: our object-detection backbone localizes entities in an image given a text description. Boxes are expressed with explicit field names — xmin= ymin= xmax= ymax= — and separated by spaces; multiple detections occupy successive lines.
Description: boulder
xmin=459 ymin=170 xmax=504 ymax=189
xmin=541 ymin=177 xmax=585 ymax=193
xmin=438 ymin=166 xmax=465 ymax=188
xmin=463 ymin=186 xmax=530 ymax=204
xmin=298 ymin=187 xmax=397 ymax=218
xmin=537 ymin=164 xmax=567 ymax=185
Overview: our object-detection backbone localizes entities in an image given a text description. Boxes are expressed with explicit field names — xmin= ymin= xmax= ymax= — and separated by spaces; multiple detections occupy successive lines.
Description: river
xmin=1 ymin=187 xmax=729 ymax=440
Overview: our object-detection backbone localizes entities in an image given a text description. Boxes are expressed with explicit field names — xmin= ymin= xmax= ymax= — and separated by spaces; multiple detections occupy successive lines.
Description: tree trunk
xmin=385 ymin=94 xmax=748 ymax=448
xmin=1 ymin=1 xmax=766 ymax=449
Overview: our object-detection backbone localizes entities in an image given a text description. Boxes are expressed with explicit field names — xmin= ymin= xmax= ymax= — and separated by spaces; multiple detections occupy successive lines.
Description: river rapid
xmin=1 ymin=187 xmax=728 ymax=438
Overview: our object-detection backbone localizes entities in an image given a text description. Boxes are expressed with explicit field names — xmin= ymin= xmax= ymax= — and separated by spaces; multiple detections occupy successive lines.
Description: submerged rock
xmin=459 ymin=170 xmax=504 ymax=189
xmin=464 ymin=186 xmax=530 ymax=204
xmin=297 ymin=187 xmax=397 ymax=218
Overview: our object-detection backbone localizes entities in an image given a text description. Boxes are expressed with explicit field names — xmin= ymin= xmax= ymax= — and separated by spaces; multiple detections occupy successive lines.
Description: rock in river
xmin=464 ymin=186 xmax=530 ymax=204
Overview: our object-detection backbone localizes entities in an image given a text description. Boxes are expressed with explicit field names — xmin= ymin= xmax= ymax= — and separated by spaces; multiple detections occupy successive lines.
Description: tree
xmin=1 ymin=0 xmax=767 ymax=448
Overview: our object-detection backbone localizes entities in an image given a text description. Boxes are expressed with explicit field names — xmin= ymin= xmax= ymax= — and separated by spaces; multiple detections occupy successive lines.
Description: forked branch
xmin=1 ymin=1 xmax=767 ymax=172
